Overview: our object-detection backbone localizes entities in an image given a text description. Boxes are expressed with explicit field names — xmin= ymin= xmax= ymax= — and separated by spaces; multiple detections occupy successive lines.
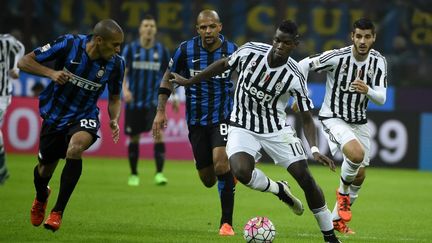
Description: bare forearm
xmin=108 ymin=95 xmax=121 ymax=121
xmin=18 ymin=52 xmax=55 ymax=78
xmin=300 ymin=111 xmax=318 ymax=148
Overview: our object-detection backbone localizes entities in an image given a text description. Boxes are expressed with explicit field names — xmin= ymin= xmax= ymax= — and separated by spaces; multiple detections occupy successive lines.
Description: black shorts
xmin=188 ymin=120 xmax=229 ymax=170
xmin=124 ymin=106 xmax=157 ymax=136
xmin=38 ymin=119 xmax=99 ymax=163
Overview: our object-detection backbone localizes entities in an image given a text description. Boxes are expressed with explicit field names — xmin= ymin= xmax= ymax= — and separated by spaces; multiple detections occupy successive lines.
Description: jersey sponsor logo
xmin=64 ymin=67 xmax=102 ymax=91
xmin=189 ymin=69 xmax=230 ymax=79
xmin=132 ymin=61 xmax=160 ymax=71
xmin=243 ymin=81 xmax=274 ymax=104
xmin=40 ymin=43 xmax=51 ymax=52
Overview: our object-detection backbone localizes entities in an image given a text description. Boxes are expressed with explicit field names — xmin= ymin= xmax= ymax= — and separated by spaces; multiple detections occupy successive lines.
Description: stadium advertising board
xmin=3 ymin=98 xmax=427 ymax=169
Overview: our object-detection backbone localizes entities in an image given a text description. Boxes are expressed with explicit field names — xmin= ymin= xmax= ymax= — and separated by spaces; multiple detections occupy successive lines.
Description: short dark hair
xmin=278 ymin=20 xmax=299 ymax=37
xmin=143 ymin=14 xmax=155 ymax=21
xmin=353 ymin=18 xmax=375 ymax=34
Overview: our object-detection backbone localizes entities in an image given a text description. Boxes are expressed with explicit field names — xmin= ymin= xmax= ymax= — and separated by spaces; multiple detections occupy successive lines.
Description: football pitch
xmin=1 ymin=154 xmax=431 ymax=242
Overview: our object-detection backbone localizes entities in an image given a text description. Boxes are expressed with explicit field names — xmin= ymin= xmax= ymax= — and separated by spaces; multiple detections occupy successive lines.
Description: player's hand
xmin=351 ymin=70 xmax=368 ymax=94
xmin=50 ymin=70 xmax=72 ymax=85
xmin=110 ymin=120 xmax=120 ymax=143
xmin=9 ymin=69 xmax=19 ymax=79
xmin=312 ymin=152 xmax=336 ymax=172
xmin=169 ymin=72 xmax=189 ymax=86
xmin=152 ymin=111 xmax=167 ymax=139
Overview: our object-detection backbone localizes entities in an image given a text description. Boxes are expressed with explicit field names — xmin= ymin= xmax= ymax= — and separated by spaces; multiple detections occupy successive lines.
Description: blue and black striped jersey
xmin=169 ymin=35 xmax=237 ymax=126
xmin=34 ymin=34 xmax=125 ymax=130
xmin=122 ymin=41 xmax=169 ymax=109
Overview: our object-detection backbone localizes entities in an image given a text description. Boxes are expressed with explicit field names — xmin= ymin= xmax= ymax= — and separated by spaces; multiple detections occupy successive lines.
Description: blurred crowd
xmin=1 ymin=0 xmax=431 ymax=87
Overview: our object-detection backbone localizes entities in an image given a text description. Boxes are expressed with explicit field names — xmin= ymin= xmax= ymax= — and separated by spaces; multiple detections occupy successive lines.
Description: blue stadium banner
xmin=419 ymin=113 xmax=432 ymax=171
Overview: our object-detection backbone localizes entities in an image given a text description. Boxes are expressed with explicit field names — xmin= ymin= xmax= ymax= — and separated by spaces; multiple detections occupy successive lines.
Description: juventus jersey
xmin=0 ymin=34 xmax=25 ymax=96
xmin=299 ymin=45 xmax=387 ymax=124
xmin=227 ymin=42 xmax=313 ymax=134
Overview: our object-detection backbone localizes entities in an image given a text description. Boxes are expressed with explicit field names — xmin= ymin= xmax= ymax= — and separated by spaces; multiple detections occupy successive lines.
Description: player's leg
xmin=210 ymin=122 xmax=236 ymax=234
xmin=322 ymin=119 xmax=364 ymax=222
xmin=125 ymin=107 xmax=142 ymax=186
xmin=0 ymin=99 xmax=9 ymax=185
xmin=45 ymin=125 xmax=97 ymax=232
xmin=128 ymin=134 xmax=140 ymax=186
xmin=31 ymin=123 xmax=64 ymax=227
xmin=287 ymin=161 xmax=340 ymax=241
xmin=150 ymin=105 xmax=167 ymax=185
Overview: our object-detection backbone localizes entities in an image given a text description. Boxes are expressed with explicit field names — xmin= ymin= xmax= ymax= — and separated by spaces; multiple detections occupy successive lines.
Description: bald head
xmin=197 ymin=9 xmax=220 ymax=24
xmin=93 ymin=19 xmax=123 ymax=39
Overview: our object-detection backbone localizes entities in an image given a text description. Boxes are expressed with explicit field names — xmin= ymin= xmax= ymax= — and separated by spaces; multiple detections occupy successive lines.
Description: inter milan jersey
xmin=169 ymin=34 xmax=237 ymax=126
xmin=299 ymin=45 xmax=387 ymax=124
xmin=122 ymin=41 xmax=169 ymax=109
xmin=227 ymin=42 xmax=313 ymax=134
xmin=34 ymin=34 xmax=125 ymax=130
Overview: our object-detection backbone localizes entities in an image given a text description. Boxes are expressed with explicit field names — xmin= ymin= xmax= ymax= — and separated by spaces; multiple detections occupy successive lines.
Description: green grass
xmin=1 ymin=154 xmax=432 ymax=242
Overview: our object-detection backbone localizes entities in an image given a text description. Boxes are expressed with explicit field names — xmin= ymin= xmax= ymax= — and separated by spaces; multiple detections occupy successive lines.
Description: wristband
xmin=158 ymin=87 xmax=172 ymax=97
xmin=310 ymin=146 xmax=320 ymax=154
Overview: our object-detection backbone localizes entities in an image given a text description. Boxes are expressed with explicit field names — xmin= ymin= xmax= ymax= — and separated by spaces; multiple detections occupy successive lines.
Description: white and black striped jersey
xmin=299 ymin=45 xmax=387 ymax=124
xmin=0 ymin=34 xmax=25 ymax=96
xmin=227 ymin=42 xmax=313 ymax=134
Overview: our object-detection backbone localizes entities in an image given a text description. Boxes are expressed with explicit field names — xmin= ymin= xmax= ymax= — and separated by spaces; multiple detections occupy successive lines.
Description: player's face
xmin=271 ymin=29 xmax=298 ymax=60
xmin=139 ymin=19 xmax=157 ymax=40
xmin=351 ymin=28 xmax=376 ymax=56
xmin=98 ymin=32 xmax=124 ymax=60
xmin=196 ymin=17 xmax=222 ymax=46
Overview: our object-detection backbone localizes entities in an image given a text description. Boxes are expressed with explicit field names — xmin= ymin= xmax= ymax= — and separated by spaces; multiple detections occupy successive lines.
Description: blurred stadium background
xmin=1 ymin=0 xmax=431 ymax=171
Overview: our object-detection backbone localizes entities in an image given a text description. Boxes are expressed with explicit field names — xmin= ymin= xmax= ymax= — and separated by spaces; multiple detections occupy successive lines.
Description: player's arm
xmin=170 ymin=58 xmax=230 ymax=87
xmin=108 ymin=93 xmax=121 ymax=143
xmin=18 ymin=52 xmax=71 ymax=85
xmin=299 ymin=110 xmax=336 ymax=171
xmin=351 ymin=71 xmax=387 ymax=105
xmin=122 ymin=68 xmax=133 ymax=103
xmin=152 ymin=69 xmax=175 ymax=138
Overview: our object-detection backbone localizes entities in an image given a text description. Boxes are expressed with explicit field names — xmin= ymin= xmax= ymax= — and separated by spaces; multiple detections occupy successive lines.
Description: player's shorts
xmin=226 ymin=125 xmax=307 ymax=169
xmin=38 ymin=119 xmax=100 ymax=164
xmin=320 ymin=118 xmax=370 ymax=166
xmin=188 ymin=120 xmax=229 ymax=170
xmin=124 ymin=106 xmax=157 ymax=136
xmin=0 ymin=96 xmax=11 ymax=127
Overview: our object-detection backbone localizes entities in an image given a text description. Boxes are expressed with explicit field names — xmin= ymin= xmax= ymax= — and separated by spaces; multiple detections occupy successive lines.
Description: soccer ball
xmin=243 ymin=216 xmax=276 ymax=243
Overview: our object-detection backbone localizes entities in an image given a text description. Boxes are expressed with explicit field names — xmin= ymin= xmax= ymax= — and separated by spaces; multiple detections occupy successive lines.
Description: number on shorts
xmin=219 ymin=123 xmax=228 ymax=136
xmin=80 ymin=119 xmax=97 ymax=129
xmin=289 ymin=142 xmax=305 ymax=156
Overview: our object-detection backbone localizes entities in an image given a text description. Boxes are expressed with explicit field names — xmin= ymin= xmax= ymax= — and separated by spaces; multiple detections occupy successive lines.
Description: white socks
xmin=312 ymin=205 xmax=333 ymax=231
xmin=246 ymin=168 xmax=279 ymax=194
xmin=339 ymin=158 xmax=361 ymax=194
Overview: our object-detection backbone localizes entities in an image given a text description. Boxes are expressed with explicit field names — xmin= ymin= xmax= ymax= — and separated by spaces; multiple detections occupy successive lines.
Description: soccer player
xmin=0 ymin=33 xmax=25 ymax=185
xmin=299 ymin=17 xmax=387 ymax=234
xmin=18 ymin=19 xmax=125 ymax=232
xmin=122 ymin=15 xmax=176 ymax=186
xmin=152 ymin=10 xmax=237 ymax=236
xmin=169 ymin=20 xmax=341 ymax=243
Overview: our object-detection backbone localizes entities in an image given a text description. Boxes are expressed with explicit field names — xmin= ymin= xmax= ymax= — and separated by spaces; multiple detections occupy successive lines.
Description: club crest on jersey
xmin=153 ymin=52 xmax=159 ymax=60
xmin=367 ymin=68 xmax=374 ymax=78
xmin=96 ymin=69 xmax=105 ymax=78
xmin=340 ymin=63 xmax=348 ymax=75
xmin=275 ymin=82 xmax=283 ymax=92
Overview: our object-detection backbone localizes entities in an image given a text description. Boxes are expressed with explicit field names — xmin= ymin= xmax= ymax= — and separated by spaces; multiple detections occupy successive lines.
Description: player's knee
xmin=201 ymin=176 xmax=216 ymax=188
xmin=66 ymin=143 xmax=86 ymax=158
xmin=213 ymin=160 xmax=229 ymax=175
xmin=347 ymin=152 xmax=365 ymax=164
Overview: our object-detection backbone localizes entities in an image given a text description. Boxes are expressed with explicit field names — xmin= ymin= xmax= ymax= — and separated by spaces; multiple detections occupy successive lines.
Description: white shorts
xmin=0 ymin=96 xmax=11 ymax=127
xmin=226 ymin=126 xmax=308 ymax=168
xmin=320 ymin=118 xmax=370 ymax=166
